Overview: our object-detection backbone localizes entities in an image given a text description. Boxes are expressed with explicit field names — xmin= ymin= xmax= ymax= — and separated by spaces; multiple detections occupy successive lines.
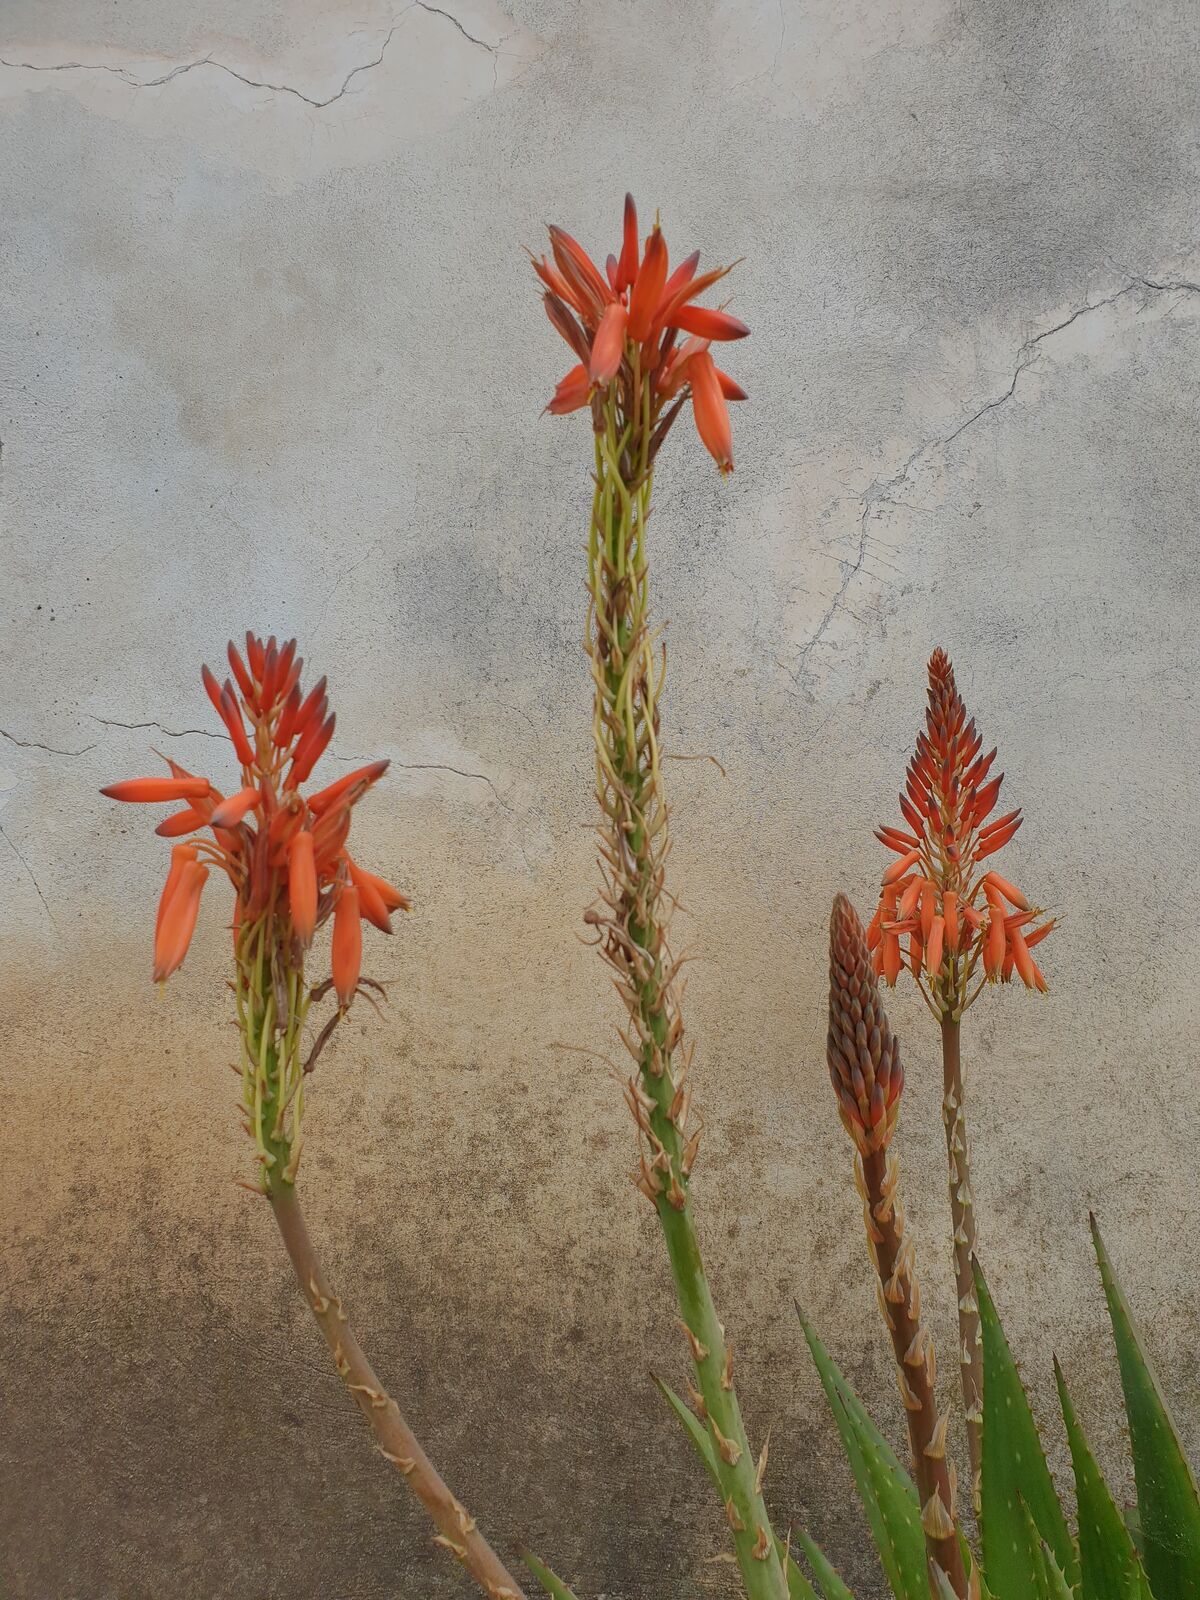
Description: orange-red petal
xmin=688 ymin=350 xmax=733 ymax=474
xmin=616 ymin=193 xmax=639 ymax=292
xmin=882 ymin=931 xmax=902 ymax=985
xmin=348 ymin=857 xmax=393 ymax=934
xmin=153 ymin=859 xmax=208 ymax=982
xmin=288 ymin=831 xmax=317 ymax=944
xmin=589 ymin=302 xmax=629 ymax=386
xmin=332 ymin=884 xmax=363 ymax=1007
xmin=668 ymin=305 xmax=750 ymax=341
xmin=925 ymin=915 xmax=945 ymax=977
xmin=547 ymin=363 xmax=591 ymax=415
xmin=715 ymin=368 xmax=748 ymax=402
xmin=627 ymin=225 xmax=669 ymax=344
xmin=155 ymin=807 xmax=206 ymax=838
xmin=102 ymin=777 xmax=211 ymax=803
xmin=208 ymin=786 xmax=261 ymax=829
xmin=982 ymin=871 xmax=1029 ymax=911
xmin=351 ymin=863 xmax=411 ymax=914
xmin=883 ymin=848 xmax=921 ymax=885
xmin=307 ymin=759 xmax=390 ymax=816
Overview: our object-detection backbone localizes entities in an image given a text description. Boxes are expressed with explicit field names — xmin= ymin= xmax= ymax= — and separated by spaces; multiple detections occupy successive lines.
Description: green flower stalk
xmin=869 ymin=649 xmax=1054 ymax=1490
xmin=103 ymin=634 xmax=527 ymax=1600
xmin=533 ymin=198 xmax=786 ymax=1600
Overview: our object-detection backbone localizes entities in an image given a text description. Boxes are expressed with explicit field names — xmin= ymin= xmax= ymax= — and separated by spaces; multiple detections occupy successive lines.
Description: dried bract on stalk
xmin=828 ymin=894 xmax=967 ymax=1600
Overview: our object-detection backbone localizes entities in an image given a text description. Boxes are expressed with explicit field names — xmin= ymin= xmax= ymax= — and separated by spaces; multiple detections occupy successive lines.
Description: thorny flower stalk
xmin=103 ymin=635 xmax=527 ymax=1600
xmin=868 ymin=647 xmax=1054 ymax=1491
xmin=827 ymin=895 xmax=968 ymax=1600
xmin=535 ymin=199 xmax=788 ymax=1600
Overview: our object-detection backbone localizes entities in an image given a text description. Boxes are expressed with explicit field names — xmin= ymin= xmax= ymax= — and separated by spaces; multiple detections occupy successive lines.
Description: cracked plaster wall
xmin=2 ymin=1 xmax=1200 ymax=1596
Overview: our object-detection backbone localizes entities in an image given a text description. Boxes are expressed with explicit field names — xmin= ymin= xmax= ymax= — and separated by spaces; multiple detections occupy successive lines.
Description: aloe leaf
xmin=1055 ymin=1357 xmax=1153 ymax=1600
xmin=1092 ymin=1216 xmax=1200 ymax=1599
xmin=655 ymin=1377 xmax=828 ymax=1598
xmin=654 ymin=1373 xmax=721 ymax=1486
xmin=778 ymin=1545 xmax=824 ymax=1600
xmin=975 ymin=1262 xmax=1079 ymax=1595
xmin=793 ymin=1526 xmax=857 ymax=1600
xmin=797 ymin=1309 xmax=929 ymax=1600
xmin=521 ymin=1551 xmax=583 ymax=1600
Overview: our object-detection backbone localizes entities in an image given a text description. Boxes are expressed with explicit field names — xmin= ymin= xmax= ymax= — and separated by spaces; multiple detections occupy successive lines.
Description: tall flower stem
xmin=856 ymin=1142 xmax=967 ymax=1598
xmin=827 ymin=896 xmax=967 ymax=1600
xmin=585 ymin=387 xmax=787 ymax=1600
xmin=268 ymin=1176 xmax=527 ymax=1600
xmin=941 ymin=1016 xmax=982 ymax=1489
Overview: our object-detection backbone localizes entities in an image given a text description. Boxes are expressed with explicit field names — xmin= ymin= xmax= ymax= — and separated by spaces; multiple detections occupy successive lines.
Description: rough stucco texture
xmin=2 ymin=1 xmax=1200 ymax=1595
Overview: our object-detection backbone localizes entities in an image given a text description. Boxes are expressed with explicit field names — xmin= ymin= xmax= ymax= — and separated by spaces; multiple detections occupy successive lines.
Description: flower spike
xmin=534 ymin=195 xmax=749 ymax=472
xmin=104 ymin=643 xmax=531 ymax=1600
xmin=871 ymin=646 xmax=1055 ymax=1495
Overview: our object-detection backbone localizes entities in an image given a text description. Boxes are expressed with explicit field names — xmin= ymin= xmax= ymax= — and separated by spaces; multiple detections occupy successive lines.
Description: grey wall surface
xmin=2 ymin=2 xmax=1199 ymax=1595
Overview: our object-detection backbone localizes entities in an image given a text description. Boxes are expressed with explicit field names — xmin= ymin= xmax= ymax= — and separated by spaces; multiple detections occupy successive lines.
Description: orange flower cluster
xmin=533 ymin=193 xmax=749 ymax=472
xmin=102 ymin=634 xmax=407 ymax=1004
xmin=868 ymin=649 xmax=1053 ymax=1014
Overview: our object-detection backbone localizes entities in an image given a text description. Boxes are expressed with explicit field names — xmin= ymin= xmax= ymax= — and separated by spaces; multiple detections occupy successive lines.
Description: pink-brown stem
xmin=269 ymin=1181 xmax=527 ymax=1600
xmin=941 ymin=1016 xmax=982 ymax=1491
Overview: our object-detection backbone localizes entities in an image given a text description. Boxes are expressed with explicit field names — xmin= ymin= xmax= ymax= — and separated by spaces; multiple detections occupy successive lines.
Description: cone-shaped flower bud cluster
xmin=827 ymin=894 xmax=968 ymax=1599
xmin=828 ymin=893 xmax=905 ymax=1156
xmin=533 ymin=193 xmax=749 ymax=473
xmin=869 ymin=648 xmax=1053 ymax=1017
xmin=102 ymin=634 xmax=408 ymax=1186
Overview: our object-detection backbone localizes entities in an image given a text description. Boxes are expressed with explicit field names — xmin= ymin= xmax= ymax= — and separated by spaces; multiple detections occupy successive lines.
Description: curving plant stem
xmin=269 ymin=1177 xmax=528 ymax=1600
xmin=940 ymin=1015 xmax=982 ymax=1492
xmin=584 ymin=382 xmax=788 ymax=1600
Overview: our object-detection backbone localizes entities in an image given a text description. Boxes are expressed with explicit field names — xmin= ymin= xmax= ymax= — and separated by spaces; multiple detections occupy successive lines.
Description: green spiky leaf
xmin=655 ymin=1377 xmax=827 ymax=1598
xmin=798 ymin=1309 xmax=929 ymax=1600
xmin=975 ymin=1263 xmax=1079 ymax=1596
xmin=1055 ymin=1357 xmax=1153 ymax=1600
xmin=654 ymin=1373 xmax=721 ymax=1486
xmin=1020 ymin=1501 xmax=1075 ymax=1600
xmin=793 ymin=1526 xmax=857 ymax=1599
xmin=521 ymin=1551 xmax=582 ymax=1600
xmin=779 ymin=1544 xmax=824 ymax=1600
xmin=1035 ymin=1537 xmax=1077 ymax=1600
xmin=1093 ymin=1217 xmax=1200 ymax=1599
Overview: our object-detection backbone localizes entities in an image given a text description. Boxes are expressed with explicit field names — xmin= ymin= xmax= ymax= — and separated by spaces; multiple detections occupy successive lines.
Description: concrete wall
xmin=3 ymin=1 xmax=1199 ymax=1595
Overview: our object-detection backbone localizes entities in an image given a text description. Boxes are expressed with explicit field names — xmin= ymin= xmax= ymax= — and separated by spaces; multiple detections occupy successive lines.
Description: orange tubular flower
xmin=871 ymin=647 xmax=1054 ymax=1015
xmin=102 ymin=634 xmax=410 ymax=1185
xmin=533 ymin=193 xmax=749 ymax=472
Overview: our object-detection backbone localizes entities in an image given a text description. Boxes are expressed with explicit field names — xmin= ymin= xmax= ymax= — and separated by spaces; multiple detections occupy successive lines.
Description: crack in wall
xmin=393 ymin=760 xmax=508 ymax=809
xmin=90 ymin=715 xmax=225 ymax=741
xmin=0 ymin=823 xmax=56 ymax=928
xmin=797 ymin=274 xmax=1200 ymax=666
xmin=0 ymin=0 xmax=506 ymax=111
xmin=1 ymin=727 xmax=96 ymax=757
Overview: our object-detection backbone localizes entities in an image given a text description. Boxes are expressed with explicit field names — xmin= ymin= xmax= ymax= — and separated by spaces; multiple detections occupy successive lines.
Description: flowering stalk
xmin=868 ymin=648 xmax=1054 ymax=1489
xmin=534 ymin=199 xmax=786 ymax=1600
xmin=103 ymin=635 xmax=526 ymax=1600
xmin=827 ymin=894 xmax=967 ymax=1600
